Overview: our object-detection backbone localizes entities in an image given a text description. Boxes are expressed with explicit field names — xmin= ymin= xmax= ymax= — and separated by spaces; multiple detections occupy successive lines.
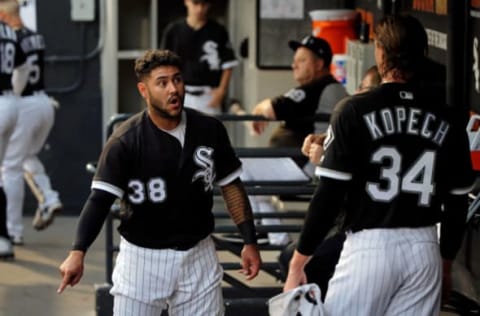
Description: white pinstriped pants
xmin=324 ymin=226 xmax=441 ymax=316
xmin=4 ymin=93 xmax=57 ymax=238
xmin=111 ymin=236 xmax=224 ymax=316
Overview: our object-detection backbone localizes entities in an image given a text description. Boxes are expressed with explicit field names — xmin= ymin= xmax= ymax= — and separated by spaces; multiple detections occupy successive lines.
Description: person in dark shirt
xmin=58 ymin=50 xmax=261 ymax=315
xmin=284 ymin=14 xmax=475 ymax=316
xmin=161 ymin=0 xmax=237 ymax=115
xmin=247 ymin=35 xmax=347 ymax=246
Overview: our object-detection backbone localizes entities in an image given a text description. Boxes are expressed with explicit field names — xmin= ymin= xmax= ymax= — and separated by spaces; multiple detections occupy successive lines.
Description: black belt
xmin=168 ymin=240 xmax=199 ymax=251
xmin=186 ymin=90 xmax=205 ymax=96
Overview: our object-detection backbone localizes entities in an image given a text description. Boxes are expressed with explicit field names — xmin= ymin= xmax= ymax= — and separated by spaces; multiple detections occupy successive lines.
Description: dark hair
xmin=134 ymin=50 xmax=182 ymax=80
xmin=375 ymin=14 xmax=426 ymax=80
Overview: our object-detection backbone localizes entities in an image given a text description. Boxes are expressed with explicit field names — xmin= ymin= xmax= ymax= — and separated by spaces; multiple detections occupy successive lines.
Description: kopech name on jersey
xmin=20 ymin=34 xmax=44 ymax=53
xmin=0 ymin=23 xmax=16 ymax=41
xmin=363 ymin=105 xmax=450 ymax=146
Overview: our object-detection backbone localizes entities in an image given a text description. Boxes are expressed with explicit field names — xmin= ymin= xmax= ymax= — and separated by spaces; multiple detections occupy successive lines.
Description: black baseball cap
xmin=288 ymin=35 xmax=333 ymax=67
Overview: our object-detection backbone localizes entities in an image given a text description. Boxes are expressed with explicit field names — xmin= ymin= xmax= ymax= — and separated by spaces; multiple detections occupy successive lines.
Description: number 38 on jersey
xmin=128 ymin=178 xmax=166 ymax=204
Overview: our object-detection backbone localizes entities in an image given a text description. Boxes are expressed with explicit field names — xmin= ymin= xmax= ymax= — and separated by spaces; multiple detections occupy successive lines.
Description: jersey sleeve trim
xmin=216 ymin=166 xmax=243 ymax=186
xmin=315 ymin=166 xmax=352 ymax=181
xmin=91 ymin=180 xmax=124 ymax=198
xmin=450 ymin=183 xmax=475 ymax=195
xmin=221 ymin=60 xmax=239 ymax=70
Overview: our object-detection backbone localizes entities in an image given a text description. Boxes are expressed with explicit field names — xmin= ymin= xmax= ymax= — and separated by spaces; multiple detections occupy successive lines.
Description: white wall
xmin=228 ymin=0 xmax=296 ymax=147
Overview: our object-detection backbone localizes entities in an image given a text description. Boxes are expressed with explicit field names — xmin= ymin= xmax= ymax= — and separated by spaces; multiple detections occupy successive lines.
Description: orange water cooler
xmin=309 ymin=10 xmax=358 ymax=85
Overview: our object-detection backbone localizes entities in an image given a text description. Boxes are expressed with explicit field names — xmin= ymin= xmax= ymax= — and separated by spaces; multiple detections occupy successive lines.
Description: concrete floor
xmin=0 ymin=216 xmax=105 ymax=316
xmin=0 ymin=215 xmax=466 ymax=316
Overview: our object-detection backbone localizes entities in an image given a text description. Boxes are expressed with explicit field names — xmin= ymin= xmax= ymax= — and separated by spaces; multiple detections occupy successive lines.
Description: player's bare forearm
xmin=57 ymin=250 xmax=85 ymax=294
xmin=208 ymin=68 xmax=232 ymax=107
xmin=240 ymin=244 xmax=262 ymax=280
xmin=209 ymin=88 xmax=224 ymax=109
xmin=251 ymin=99 xmax=275 ymax=135
xmin=283 ymin=250 xmax=310 ymax=292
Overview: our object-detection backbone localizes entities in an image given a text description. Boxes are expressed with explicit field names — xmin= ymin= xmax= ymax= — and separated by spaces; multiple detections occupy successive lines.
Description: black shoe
xmin=216 ymin=233 xmax=269 ymax=245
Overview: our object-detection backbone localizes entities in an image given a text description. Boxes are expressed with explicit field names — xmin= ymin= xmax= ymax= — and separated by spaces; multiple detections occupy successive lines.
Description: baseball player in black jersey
xmin=161 ymin=0 xmax=238 ymax=115
xmin=284 ymin=15 xmax=475 ymax=316
xmin=0 ymin=2 xmax=26 ymax=258
xmin=0 ymin=0 xmax=62 ymax=246
xmin=247 ymin=35 xmax=347 ymax=246
xmin=58 ymin=50 xmax=261 ymax=315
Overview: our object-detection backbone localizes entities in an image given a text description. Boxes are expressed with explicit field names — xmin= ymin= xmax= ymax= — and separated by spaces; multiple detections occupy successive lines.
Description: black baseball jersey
xmin=15 ymin=27 xmax=45 ymax=96
xmin=161 ymin=19 xmax=238 ymax=87
xmin=318 ymin=82 xmax=474 ymax=231
xmin=92 ymin=108 xmax=242 ymax=249
xmin=0 ymin=21 xmax=25 ymax=94
xmin=269 ymin=74 xmax=339 ymax=148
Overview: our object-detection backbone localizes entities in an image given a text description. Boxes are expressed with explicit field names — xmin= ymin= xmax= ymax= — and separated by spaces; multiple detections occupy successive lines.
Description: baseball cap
xmin=288 ymin=35 xmax=333 ymax=66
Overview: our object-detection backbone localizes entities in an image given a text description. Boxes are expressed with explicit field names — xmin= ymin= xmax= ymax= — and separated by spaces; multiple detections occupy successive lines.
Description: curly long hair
xmin=375 ymin=14 xmax=427 ymax=81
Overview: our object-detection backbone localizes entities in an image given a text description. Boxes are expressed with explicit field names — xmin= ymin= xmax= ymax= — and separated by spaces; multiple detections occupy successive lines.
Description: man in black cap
xmin=251 ymin=35 xmax=347 ymax=149
xmin=248 ymin=35 xmax=347 ymax=246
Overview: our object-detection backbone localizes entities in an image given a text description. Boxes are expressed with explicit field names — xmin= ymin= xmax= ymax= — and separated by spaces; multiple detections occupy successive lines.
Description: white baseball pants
xmin=111 ymin=235 xmax=224 ymax=316
xmin=0 ymin=95 xmax=19 ymax=186
xmin=324 ymin=226 xmax=441 ymax=316
xmin=3 ymin=93 xmax=57 ymax=239
xmin=184 ymin=85 xmax=221 ymax=115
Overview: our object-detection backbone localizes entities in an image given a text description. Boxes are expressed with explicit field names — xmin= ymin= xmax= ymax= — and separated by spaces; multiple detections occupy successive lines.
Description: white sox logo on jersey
xmin=200 ymin=41 xmax=220 ymax=70
xmin=192 ymin=146 xmax=216 ymax=192
xmin=284 ymin=88 xmax=306 ymax=103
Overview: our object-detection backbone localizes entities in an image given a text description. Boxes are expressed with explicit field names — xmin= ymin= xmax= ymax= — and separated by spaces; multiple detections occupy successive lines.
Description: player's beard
xmin=148 ymin=92 xmax=184 ymax=120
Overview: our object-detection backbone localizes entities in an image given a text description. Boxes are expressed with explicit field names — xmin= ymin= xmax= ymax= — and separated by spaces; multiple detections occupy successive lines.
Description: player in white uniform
xmin=283 ymin=14 xmax=475 ymax=315
xmin=0 ymin=1 xmax=27 ymax=257
xmin=0 ymin=1 xmax=62 ymax=245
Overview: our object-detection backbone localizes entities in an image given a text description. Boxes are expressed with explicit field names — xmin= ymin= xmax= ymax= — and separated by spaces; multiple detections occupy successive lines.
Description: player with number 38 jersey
xmin=92 ymin=108 xmax=242 ymax=249
xmin=59 ymin=51 xmax=260 ymax=314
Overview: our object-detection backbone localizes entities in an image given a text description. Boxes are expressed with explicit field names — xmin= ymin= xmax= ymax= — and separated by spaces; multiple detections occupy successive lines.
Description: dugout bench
xmin=91 ymin=113 xmax=317 ymax=316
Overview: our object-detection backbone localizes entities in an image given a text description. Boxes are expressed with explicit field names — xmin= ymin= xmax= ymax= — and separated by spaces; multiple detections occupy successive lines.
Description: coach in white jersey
xmin=58 ymin=50 xmax=261 ymax=315
xmin=0 ymin=5 xmax=26 ymax=258
xmin=0 ymin=0 xmax=62 ymax=246
xmin=284 ymin=14 xmax=475 ymax=316
xmin=161 ymin=0 xmax=238 ymax=115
